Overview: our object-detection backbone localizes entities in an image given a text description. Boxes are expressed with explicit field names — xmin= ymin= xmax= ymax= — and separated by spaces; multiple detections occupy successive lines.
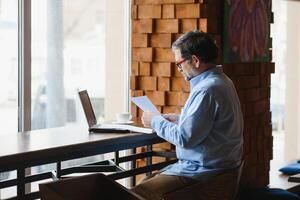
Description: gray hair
xmin=172 ymin=30 xmax=218 ymax=63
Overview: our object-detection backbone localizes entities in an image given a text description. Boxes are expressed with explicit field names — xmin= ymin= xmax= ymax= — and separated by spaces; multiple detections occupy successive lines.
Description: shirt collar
xmin=189 ymin=66 xmax=223 ymax=89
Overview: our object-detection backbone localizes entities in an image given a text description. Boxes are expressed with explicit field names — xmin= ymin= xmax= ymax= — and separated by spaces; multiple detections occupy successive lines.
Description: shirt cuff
xmin=151 ymin=115 xmax=165 ymax=134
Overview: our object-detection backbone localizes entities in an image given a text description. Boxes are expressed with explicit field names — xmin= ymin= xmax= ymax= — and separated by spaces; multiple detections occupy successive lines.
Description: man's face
xmin=174 ymin=50 xmax=195 ymax=81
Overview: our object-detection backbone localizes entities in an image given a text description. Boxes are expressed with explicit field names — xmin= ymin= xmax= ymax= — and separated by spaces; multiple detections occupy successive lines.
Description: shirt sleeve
xmin=151 ymin=91 xmax=217 ymax=148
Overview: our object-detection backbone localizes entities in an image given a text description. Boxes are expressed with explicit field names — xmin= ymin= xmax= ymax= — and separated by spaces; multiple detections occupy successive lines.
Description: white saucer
xmin=112 ymin=120 xmax=134 ymax=124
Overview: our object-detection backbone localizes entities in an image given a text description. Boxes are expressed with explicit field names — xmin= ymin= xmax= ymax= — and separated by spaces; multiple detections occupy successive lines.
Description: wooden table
xmin=0 ymin=126 xmax=175 ymax=199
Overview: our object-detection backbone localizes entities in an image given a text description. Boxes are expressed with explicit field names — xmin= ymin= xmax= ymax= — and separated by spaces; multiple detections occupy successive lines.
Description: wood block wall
xmin=131 ymin=0 xmax=274 ymax=188
xmin=224 ymin=63 xmax=274 ymax=188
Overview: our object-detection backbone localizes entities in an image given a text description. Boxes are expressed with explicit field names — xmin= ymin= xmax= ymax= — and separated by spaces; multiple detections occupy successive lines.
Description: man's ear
xmin=192 ymin=55 xmax=201 ymax=68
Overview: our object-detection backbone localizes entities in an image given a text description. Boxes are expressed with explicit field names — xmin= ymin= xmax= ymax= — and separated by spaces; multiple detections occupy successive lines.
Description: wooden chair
xmin=39 ymin=173 xmax=146 ymax=200
xmin=40 ymin=162 xmax=243 ymax=200
xmin=162 ymin=162 xmax=244 ymax=200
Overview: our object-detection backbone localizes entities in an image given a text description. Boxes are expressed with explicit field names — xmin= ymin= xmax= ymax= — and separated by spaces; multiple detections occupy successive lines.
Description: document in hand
xmin=131 ymin=96 xmax=161 ymax=115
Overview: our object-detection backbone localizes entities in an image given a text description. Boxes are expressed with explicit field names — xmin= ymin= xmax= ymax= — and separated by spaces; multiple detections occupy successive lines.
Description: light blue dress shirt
xmin=151 ymin=66 xmax=243 ymax=180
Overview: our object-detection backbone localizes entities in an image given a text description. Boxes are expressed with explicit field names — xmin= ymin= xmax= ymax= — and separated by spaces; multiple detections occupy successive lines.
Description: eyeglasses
xmin=175 ymin=59 xmax=187 ymax=69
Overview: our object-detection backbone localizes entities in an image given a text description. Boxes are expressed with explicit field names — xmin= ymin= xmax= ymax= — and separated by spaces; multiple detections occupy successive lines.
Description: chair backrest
xmin=39 ymin=173 xmax=146 ymax=200
xmin=163 ymin=162 xmax=244 ymax=200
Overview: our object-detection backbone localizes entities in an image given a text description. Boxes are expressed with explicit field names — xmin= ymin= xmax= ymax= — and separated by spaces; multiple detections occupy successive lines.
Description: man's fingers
xmin=141 ymin=111 xmax=153 ymax=127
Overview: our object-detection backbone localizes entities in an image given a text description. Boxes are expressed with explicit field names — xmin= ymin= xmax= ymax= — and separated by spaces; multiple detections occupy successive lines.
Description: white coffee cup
xmin=116 ymin=112 xmax=132 ymax=123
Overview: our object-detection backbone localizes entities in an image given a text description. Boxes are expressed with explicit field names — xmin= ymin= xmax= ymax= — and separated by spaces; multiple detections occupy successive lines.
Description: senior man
xmin=131 ymin=30 xmax=243 ymax=200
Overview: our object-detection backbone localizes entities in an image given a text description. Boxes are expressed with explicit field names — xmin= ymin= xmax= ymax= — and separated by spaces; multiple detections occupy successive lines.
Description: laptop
xmin=78 ymin=90 xmax=154 ymax=134
xmin=78 ymin=90 xmax=129 ymax=133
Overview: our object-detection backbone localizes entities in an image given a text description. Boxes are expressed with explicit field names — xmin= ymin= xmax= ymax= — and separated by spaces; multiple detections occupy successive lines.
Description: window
xmin=271 ymin=0 xmax=286 ymax=135
xmin=31 ymin=0 xmax=129 ymax=130
xmin=270 ymin=0 xmax=287 ymax=185
xmin=270 ymin=0 xmax=300 ymax=185
xmin=0 ymin=0 xmax=18 ymax=197
xmin=0 ymin=0 xmax=18 ymax=134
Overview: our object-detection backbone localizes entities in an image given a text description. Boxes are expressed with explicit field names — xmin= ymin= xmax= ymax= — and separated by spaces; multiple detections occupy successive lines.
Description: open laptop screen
xmin=78 ymin=90 xmax=97 ymax=128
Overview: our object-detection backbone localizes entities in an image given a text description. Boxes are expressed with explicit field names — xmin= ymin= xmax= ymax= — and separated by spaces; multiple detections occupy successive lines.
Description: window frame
xmin=18 ymin=0 xmax=31 ymax=132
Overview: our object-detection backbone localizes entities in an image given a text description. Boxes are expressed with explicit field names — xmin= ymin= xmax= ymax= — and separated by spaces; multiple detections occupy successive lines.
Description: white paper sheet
xmin=131 ymin=96 xmax=161 ymax=115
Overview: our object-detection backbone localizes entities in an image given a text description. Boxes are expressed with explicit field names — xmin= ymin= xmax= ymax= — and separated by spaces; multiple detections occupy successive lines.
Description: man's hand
xmin=141 ymin=111 xmax=157 ymax=128
xmin=163 ymin=113 xmax=179 ymax=124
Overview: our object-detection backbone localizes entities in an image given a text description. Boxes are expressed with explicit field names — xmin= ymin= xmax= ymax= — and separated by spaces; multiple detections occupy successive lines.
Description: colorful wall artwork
xmin=223 ymin=0 xmax=272 ymax=63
